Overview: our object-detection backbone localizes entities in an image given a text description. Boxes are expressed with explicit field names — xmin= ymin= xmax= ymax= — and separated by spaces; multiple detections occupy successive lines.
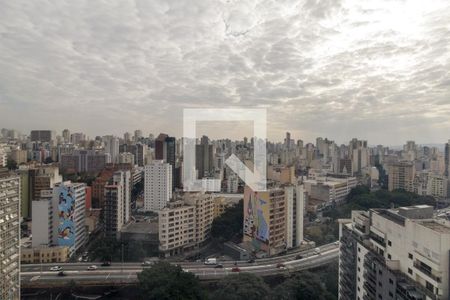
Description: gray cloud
xmin=0 ymin=0 xmax=449 ymax=144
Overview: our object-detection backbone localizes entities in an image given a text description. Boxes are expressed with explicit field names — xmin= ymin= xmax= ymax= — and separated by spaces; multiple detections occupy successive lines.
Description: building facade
xmin=0 ymin=169 xmax=20 ymax=300
xmin=144 ymin=160 xmax=172 ymax=211
xmin=339 ymin=205 xmax=450 ymax=300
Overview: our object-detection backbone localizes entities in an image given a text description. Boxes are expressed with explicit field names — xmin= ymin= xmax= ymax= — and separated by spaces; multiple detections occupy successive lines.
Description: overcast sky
xmin=0 ymin=0 xmax=449 ymax=145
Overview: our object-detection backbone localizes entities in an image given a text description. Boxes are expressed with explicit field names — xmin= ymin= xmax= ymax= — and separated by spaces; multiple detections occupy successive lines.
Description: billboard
xmin=57 ymin=185 xmax=76 ymax=247
xmin=243 ymin=187 xmax=270 ymax=249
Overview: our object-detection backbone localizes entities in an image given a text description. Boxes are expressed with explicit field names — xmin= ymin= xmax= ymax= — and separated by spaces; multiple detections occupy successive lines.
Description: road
xmin=21 ymin=242 xmax=339 ymax=288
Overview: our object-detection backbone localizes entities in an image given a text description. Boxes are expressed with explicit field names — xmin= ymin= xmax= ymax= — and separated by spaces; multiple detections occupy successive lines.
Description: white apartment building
xmin=304 ymin=176 xmax=357 ymax=207
xmin=339 ymin=205 xmax=450 ymax=300
xmin=285 ymin=184 xmax=305 ymax=249
xmin=144 ymin=160 xmax=172 ymax=211
xmin=31 ymin=189 xmax=54 ymax=247
xmin=0 ymin=170 xmax=20 ymax=300
xmin=158 ymin=192 xmax=214 ymax=257
xmin=158 ymin=200 xmax=196 ymax=256
xmin=415 ymin=171 xmax=448 ymax=199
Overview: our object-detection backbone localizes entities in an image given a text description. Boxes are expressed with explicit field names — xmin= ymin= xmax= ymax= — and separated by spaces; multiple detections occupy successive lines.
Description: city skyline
xmin=1 ymin=0 xmax=450 ymax=144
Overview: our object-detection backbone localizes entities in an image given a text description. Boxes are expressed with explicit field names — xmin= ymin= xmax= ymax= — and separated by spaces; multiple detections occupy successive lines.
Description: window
xmin=387 ymin=254 xmax=391 ymax=259
xmin=389 ymin=278 xmax=394 ymax=284
xmin=408 ymin=253 xmax=413 ymax=259
xmin=426 ymin=281 xmax=433 ymax=292
xmin=408 ymin=268 xmax=413 ymax=275
xmin=388 ymin=240 xmax=392 ymax=246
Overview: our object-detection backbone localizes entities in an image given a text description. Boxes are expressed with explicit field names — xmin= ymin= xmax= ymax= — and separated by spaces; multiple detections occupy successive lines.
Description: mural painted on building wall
xmin=57 ymin=185 xmax=76 ymax=247
xmin=244 ymin=188 xmax=270 ymax=246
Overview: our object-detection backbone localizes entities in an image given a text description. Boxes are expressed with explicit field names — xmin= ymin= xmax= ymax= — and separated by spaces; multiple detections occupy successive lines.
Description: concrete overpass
xmin=21 ymin=242 xmax=339 ymax=288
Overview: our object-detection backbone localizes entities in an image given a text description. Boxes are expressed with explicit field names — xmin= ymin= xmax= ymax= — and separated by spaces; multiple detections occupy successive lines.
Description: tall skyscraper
xmin=195 ymin=135 xmax=213 ymax=179
xmin=104 ymin=135 xmax=120 ymax=163
xmin=285 ymin=132 xmax=291 ymax=149
xmin=0 ymin=168 xmax=20 ymax=299
xmin=339 ymin=205 xmax=450 ymax=299
xmin=144 ymin=160 xmax=172 ymax=211
xmin=62 ymin=129 xmax=70 ymax=143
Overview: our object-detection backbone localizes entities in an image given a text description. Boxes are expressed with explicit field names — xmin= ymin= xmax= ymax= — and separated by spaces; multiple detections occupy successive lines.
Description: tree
xmin=272 ymin=272 xmax=335 ymax=300
xmin=211 ymin=273 xmax=271 ymax=300
xmin=211 ymin=200 xmax=243 ymax=241
xmin=6 ymin=158 xmax=17 ymax=170
xmin=137 ymin=262 xmax=205 ymax=300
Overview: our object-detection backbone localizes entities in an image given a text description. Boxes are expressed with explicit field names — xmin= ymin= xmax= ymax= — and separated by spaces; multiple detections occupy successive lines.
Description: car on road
xmin=101 ymin=261 xmax=111 ymax=267
xmin=334 ymin=241 xmax=340 ymax=246
xmin=142 ymin=261 xmax=153 ymax=266
xmin=50 ymin=266 xmax=62 ymax=271
xmin=204 ymin=258 xmax=217 ymax=265
xmin=295 ymin=255 xmax=304 ymax=260
xmin=57 ymin=271 xmax=66 ymax=277
xmin=231 ymin=267 xmax=240 ymax=272
xmin=314 ymin=247 xmax=321 ymax=255
xmin=247 ymin=259 xmax=255 ymax=263
xmin=214 ymin=264 xmax=224 ymax=269
xmin=87 ymin=265 xmax=98 ymax=271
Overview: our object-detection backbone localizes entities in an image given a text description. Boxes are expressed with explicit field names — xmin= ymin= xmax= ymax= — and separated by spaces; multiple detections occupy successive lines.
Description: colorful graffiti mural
xmin=57 ymin=185 xmax=76 ymax=247
xmin=243 ymin=188 xmax=270 ymax=247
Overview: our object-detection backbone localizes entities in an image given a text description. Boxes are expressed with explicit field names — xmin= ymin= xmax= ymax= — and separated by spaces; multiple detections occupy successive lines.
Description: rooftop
xmin=417 ymin=220 xmax=450 ymax=234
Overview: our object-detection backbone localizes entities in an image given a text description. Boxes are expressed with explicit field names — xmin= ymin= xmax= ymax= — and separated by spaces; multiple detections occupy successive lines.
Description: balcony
xmin=413 ymin=261 xmax=441 ymax=283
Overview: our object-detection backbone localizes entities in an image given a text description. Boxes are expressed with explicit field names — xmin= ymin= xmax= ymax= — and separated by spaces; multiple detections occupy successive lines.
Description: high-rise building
xmin=30 ymin=130 xmax=54 ymax=142
xmin=11 ymin=149 xmax=27 ymax=164
xmin=155 ymin=133 xmax=176 ymax=188
xmin=134 ymin=130 xmax=142 ymax=142
xmin=104 ymin=135 xmax=120 ymax=163
xmin=339 ymin=205 xmax=450 ymax=299
xmin=158 ymin=192 xmax=215 ymax=257
xmin=445 ymin=140 xmax=450 ymax=177
xmin=60 ymin=150 xmax=110 ymax=173
xmin=30 ymin=164 xmax=63 ymax=200
xmin=123 ymin=132 xmax=131 ymax=143
xmin=350 ymin=138 xmax=369 ymax=175
xmin=52 ymin=181 xmax=87 ymax=256
xmin=104 ymin=170 xmax=131 ymax=238
xmin=388 ymin=161 xmax=415 ymax=192
xmin=284 ymin=132 xmax=291 ymax=149
xmin=144 ymin=160 xmax=172 ymax=211
xmin=32 ymin=189 xmax=54 ymax=247
xmin=195 ymin=135 xmax=214 ymax=179
xmin=243 ymin=183 xmax=305 ymax=256
xmin=62 ymin=129 xmax=71 ymax=143
xmin=0 ymin=147 xmax=7 ymax=168
xmin=0 ymin=169 xmax=20 ymax=299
